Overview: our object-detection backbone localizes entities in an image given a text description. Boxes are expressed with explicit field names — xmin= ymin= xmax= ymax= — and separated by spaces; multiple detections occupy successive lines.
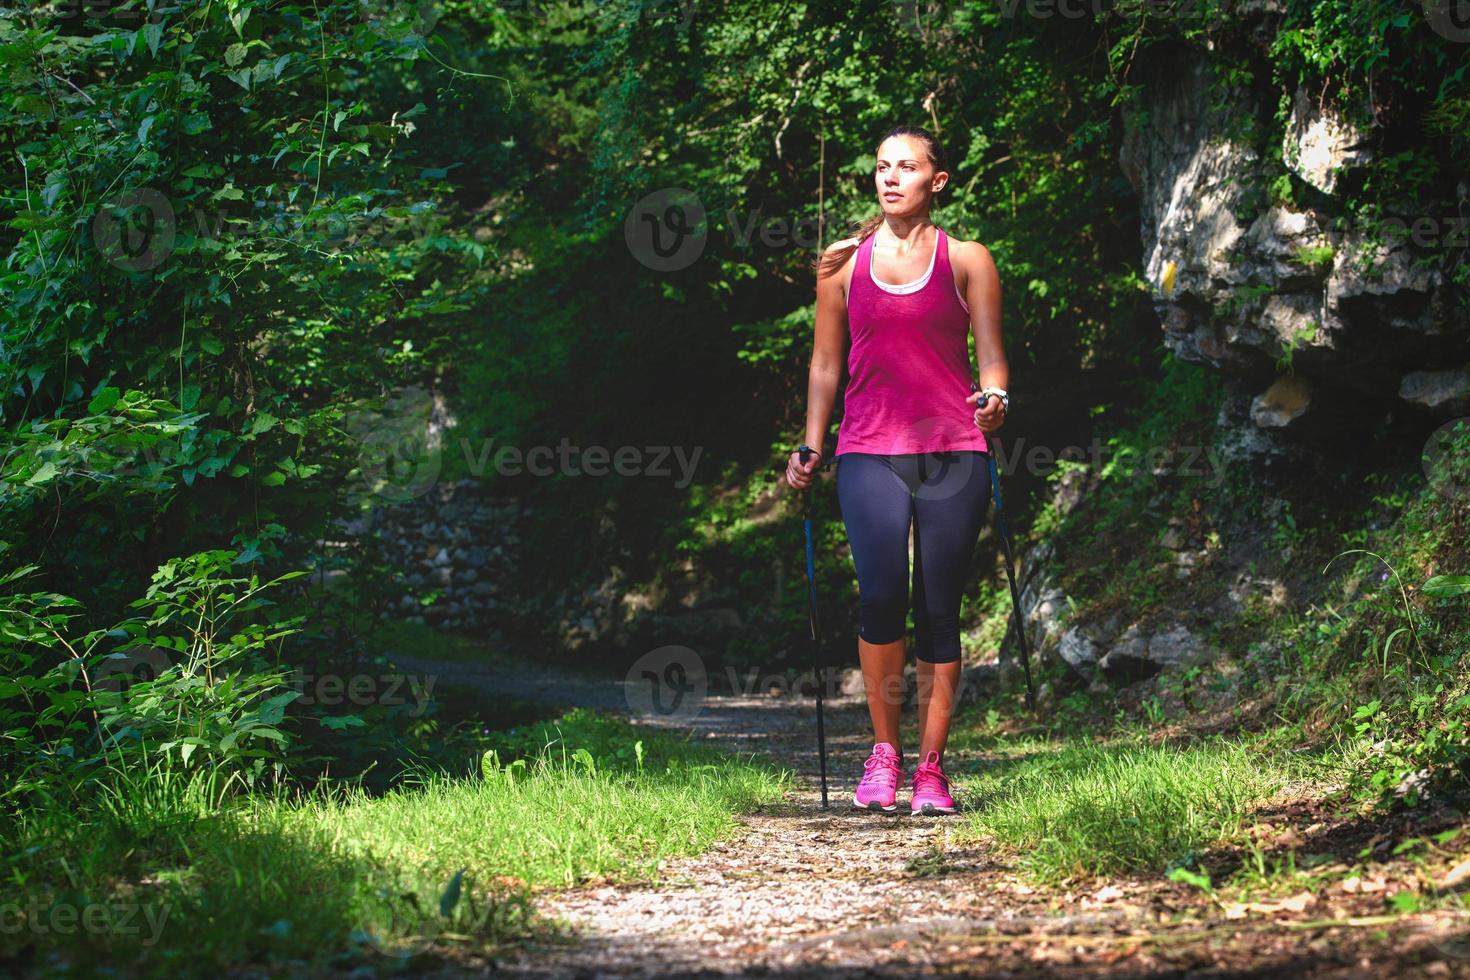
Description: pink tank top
xmin=834 ymin=225 xmax=989 ymax=457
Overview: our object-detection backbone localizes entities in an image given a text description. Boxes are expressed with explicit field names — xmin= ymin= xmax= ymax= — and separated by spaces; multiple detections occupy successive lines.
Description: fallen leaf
xmin=1441 ymin=858 xmax=1470 ymax=890
xmin=1280 ymin=891 xmax=1317 ymax=912
xmin=1093 ymin=885 xmax=1125 ymax=903
xmin=1223 ymin=891 xmax=1317 ymax=919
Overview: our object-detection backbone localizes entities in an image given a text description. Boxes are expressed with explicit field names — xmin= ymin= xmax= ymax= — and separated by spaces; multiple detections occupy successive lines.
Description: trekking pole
xmin=972 ymin=384 xmax=1037 ymax=713
xmin=798 ymin=445 xmax=830 ymax=808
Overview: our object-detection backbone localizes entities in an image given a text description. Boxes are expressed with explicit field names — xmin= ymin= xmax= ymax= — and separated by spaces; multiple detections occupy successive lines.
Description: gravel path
xmin=396 ymin=654 xmax=1470 ymax=979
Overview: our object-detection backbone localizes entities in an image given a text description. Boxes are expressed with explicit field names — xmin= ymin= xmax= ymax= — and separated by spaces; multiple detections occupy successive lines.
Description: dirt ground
xmin=395 ymin=654 xmax=1470 ymax=979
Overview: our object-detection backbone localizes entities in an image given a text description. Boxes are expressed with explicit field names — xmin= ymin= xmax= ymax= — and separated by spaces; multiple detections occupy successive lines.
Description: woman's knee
xmin=914 ymin=639 xmax=962 ymax=664
xmin=858 ymin=589 xmax=907 ymax=644
xmin=914 ymin=612 xmax=962 ymax=664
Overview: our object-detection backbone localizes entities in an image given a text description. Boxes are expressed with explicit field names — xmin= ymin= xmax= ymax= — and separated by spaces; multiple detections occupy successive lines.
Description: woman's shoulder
xmin=944 ymin=231 xmax=996 ymax=271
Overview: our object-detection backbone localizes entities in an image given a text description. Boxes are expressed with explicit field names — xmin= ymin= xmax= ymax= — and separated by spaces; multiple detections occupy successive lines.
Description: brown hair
xmin=812 ymin=125 xmax=950 ymax=281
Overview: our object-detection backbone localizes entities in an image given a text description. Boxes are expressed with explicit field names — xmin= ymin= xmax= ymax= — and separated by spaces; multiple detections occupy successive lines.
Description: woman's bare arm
xmin=956 ymin=239 xmax=1009 ymax=432
xmin=807 ymin=240 xmax=852 ymax=452
xmin=785 ymin=239 xmax=852 ymax=488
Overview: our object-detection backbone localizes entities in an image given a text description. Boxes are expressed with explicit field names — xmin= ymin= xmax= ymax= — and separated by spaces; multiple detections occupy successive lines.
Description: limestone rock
xmin=1282 ymin=84 xmax=1373 ymax=195
xmin=1400 ymin=367 xmax=1470 ymax=417
xmin=1250 ymin=375 xmax=1312 ymax=429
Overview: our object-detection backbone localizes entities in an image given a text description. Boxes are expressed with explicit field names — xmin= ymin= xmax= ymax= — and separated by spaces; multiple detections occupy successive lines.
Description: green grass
xmin=0 ymin=708 xmax=790 ymax=976
xmin=374 ymin=616 xmax=522 ymax=667
xmin=953 ymin=731 xmax=1344 ymax=885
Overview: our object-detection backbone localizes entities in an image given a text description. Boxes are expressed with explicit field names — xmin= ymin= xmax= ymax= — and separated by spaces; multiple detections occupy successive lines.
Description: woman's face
xmin=874 ymin=135 xmax=944 ymax=215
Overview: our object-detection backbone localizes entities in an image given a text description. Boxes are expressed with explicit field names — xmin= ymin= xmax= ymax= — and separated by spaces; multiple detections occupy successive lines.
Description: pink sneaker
xmin=852 ymin=742 xmax=904 ymax=812
xmin=910 ymin=750 xmax=955 ymax=815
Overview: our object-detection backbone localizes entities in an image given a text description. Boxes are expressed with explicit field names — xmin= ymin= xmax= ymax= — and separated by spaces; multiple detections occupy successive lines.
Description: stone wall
xmin=336 ymin=480 xmax=525 ymax=637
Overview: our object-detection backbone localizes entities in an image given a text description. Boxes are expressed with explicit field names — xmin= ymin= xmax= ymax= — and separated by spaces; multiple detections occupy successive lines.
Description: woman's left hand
xmin=966 ymin=390 xmax=1006 ymax=433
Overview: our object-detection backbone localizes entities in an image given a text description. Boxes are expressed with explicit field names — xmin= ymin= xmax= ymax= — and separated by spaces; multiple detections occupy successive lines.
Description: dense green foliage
xmin=0 ymin=0 xmax=1466 ymax=972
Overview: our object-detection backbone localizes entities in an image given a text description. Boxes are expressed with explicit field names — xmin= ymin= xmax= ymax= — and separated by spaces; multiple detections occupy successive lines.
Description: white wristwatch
xmin=978 ymin=386 xmax=1009 ymax=412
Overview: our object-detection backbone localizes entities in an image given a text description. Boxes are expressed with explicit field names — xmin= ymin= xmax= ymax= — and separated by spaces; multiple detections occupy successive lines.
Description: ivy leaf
xmin=87 ymin=386 xmax=121 ymax=414
xmin=143 ymin=21 xmax=163 ymax=57
xmin=1424 ymin=575 xmax=1470 ymax=598
xmin=229 ymin=6 xmax=250 ymax=37
xmin=25 ymin=462 xmax=59 ymax=486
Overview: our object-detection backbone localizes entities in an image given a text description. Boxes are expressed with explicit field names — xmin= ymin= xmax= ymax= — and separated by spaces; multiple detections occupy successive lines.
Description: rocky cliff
xmin=1015 ymin=21 xmax=1467 ymax=694
xmin=1118 ymin=37 xmax=1467 ymax=445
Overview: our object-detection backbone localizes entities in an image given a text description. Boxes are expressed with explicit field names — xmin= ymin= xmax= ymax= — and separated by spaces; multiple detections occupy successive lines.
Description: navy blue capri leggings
xmin=835 ymin=451 xmax=991 ymax=664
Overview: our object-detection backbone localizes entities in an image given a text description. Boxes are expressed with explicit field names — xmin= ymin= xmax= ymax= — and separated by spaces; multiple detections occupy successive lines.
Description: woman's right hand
xmin=784 ymin=448 xmax=822 ymax=490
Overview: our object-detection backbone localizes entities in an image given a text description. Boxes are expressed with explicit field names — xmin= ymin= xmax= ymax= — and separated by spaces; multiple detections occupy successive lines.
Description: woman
xmin=783 ymin=125 xmax=1009 ymax=816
